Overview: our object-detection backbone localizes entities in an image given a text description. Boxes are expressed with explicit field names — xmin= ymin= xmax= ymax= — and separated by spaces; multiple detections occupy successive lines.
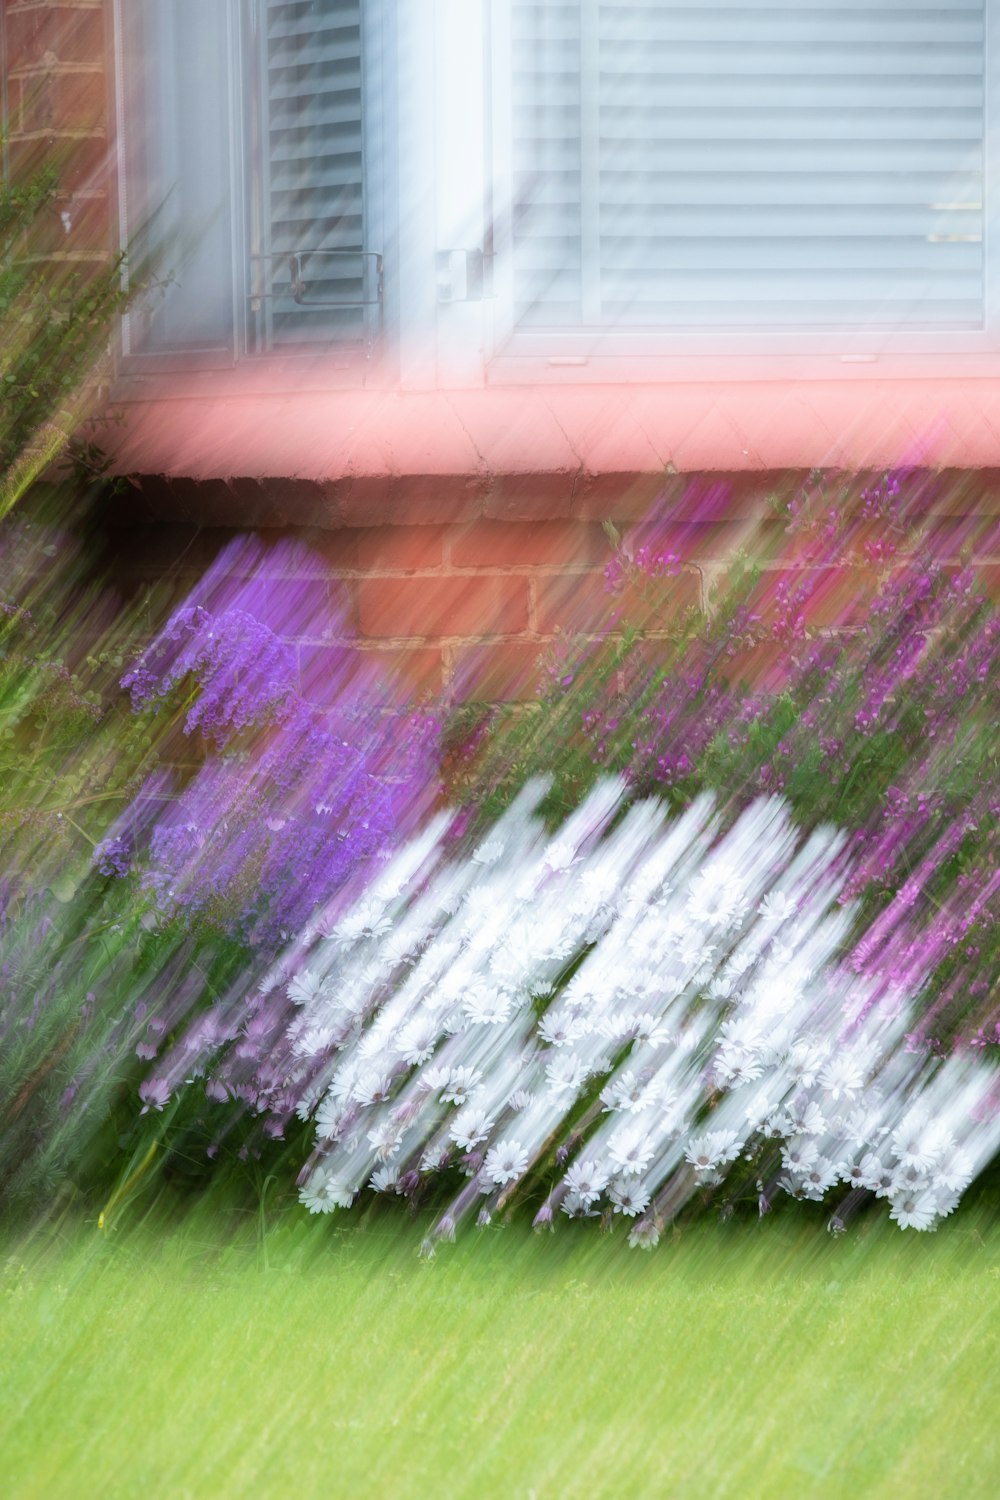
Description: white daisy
xmin=366 ymin=1119 xmax=404 ymax=1160
xmin=561 ymin=1190 xmax=599 ymax=1219
xmin=600 ymin=1070 xmax=658 ymax=1113
xmin=287 ymin=969 xmax=325 ymax=1006
xmin=935 ymin=1146 xmax=974 ymax=1194
xmin=576 ymin=865 xmax=622 ymax=914
xmin=840 ymin=1157 xmax=868 ymax=1189
xmin=370 ymin=1165 xmax=402 ymax=1193
xmin=630 ymin=1012 xmax=673 ymax=1048
xmin=686 ymin=861 xmax=748 ymax=928
xmin=352 ymin=1072 xmax=394 ymax=1107
xmin=818 ymin=1052 xmax=867 ymax=1103
xmin=417 ymin=1063 xmax=452 ymax=1095
xmin=713 ymin=1050 xmax=764 ymax=1089
xmin=785 ymin=1039 xmax=827 ymax=1089
xmin=449 ymin=1106 xmax=494 ymax=1151
xmin=315 ymin=1092 xmax=344 ymax=1139
xmin=484 ymin=1139 xmax=529 ymax=1185
xmin=799 ymin=1156 xmax=840 ymax=1201
xmin=859 ymin=1154 xmax=894 ymax=1198
xmin=780 ymin=1136 xmax=820 ymax=1174
xmin=758 ymin=891 xmax=797 ymax=923
xmin=441 ymin=1066 xmax=482 ymax=1106
xmin=545 ymin=1052 xmax=589 ymax=1096
xmin=538 ymin=1012 xmax=587 ymax=1047
xmin=784 ymin=1098 xmax=828 ymax=1137
xmin=299 ymin=1174 xmax=354 ymax=1214
xmin=890 ymin=1191 xmax=939 ymax=1231
xmin=563 ymin=1159 xmax=609 ymax=1206
xmin=472 ymin=837 xmax=506 ymax=866
xmin=607 ymin=1130 xmax=655 ymax=1177
xmin=686 ymin=1129 xmax=741 ymax=1173
xmin=397 ymin=1018 xmax=438 ymax=1067
xmin=627 ymin=1220 xmax=660 ymax=1250
xmin=462 ymin=984 xmax=513 ymax=1027
xmin=381 ymin=928 xmax=419 ymax=969
xmin=335 ymin=899 xmax=392 ymax=945
xmin=610 ymin=1179 xmax=651 ymax=1217
xmin=420 ymin=1144 xmax=452 ymax=1174
xmin=543 ymin=836 xmax=580 ymax=873
xmin=891 ymin=1160 xmax=933 ymax=1195
xmin=932 ymin=1187 xmax=961 ymax=1220
xmin=890 ymin=1123 xmax=939 ymax=1176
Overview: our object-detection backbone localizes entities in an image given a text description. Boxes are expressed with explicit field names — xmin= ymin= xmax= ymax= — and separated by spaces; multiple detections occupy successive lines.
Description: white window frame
xmin=111 ymin=0 xmax=390 ymax=392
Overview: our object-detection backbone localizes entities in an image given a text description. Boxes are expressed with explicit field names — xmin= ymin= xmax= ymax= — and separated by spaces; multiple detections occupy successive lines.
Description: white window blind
xmin=251 ymin=0 xmax=374 ymax=351
xmin=508 ymin=0 xmax=986 ymax=336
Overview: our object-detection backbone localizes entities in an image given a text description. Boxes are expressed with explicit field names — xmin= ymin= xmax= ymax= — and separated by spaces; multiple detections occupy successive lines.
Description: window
xmin=488 ymin=0 xmax=998 ymax=365
xmin=115 ymin=0 xmax=381 ymax=372
xmin=112 ymin=1 xmax=999 ymax=390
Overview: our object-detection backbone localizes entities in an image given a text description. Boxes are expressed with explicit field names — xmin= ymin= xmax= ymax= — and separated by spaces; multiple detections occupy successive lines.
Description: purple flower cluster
xmin=103 ymin=537 xmax=441 ymax=955
xmin=79 ymin=537 xmax=444 ymax=1138
xmin=122 ymin=603 xmax=298 ymax=741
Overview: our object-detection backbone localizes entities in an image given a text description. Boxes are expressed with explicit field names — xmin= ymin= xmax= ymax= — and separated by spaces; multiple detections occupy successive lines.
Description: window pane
xmin=120 ymin=0 xmax=236 ymax=356
xmin=510 ymin=1 xmax=985 ymax=334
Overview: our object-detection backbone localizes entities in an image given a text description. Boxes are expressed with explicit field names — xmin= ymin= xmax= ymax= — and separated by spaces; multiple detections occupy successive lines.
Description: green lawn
xmin=3 ymin=1204 xmax=1000 ymax=1499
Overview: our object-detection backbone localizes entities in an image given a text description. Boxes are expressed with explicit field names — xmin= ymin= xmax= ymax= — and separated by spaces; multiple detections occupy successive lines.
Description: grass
xmin=3 ymin=1201 xmax=1000 ymax=1499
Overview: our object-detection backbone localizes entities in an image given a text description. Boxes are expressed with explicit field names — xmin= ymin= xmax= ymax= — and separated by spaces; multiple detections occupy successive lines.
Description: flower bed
xmin=2 ymin=472 xmax=998 ymax=1242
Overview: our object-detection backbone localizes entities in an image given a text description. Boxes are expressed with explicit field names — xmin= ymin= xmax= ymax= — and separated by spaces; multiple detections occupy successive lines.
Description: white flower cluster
xmin=285 ymin=780 xmax=1000 ymax=1245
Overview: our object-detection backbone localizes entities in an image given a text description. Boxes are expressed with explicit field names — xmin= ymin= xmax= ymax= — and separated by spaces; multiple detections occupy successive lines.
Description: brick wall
xmin=102 ymin=469 xmax=1000 ymax=709
xmin=4 ymin=0 xmax=111 ymax=263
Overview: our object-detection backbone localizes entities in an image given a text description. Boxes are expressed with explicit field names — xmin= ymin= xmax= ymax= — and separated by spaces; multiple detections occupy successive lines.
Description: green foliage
xmin=0 ymin=152 xmax=129 ymax=515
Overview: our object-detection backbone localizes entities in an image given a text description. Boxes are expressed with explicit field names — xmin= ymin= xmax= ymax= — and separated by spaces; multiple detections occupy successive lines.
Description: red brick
xmin=716 ymin=641 xmax=794 ymax=694
xmin=300 ymin=644 xmax=442 ymax=708
xmin=536 ymin=568 xmax=700 ymax=635
xmin=919 ymin=516 xmax=1000 ymax=562
xmin=261 ymin=575 xmax=353 ymax=640
xmin=655 ymin=471 xmax=790 ymax=524
xmin=610 ymin=516 xmax=792 ymax=571
xmin=374 ymin=647 xmax=444 ymax=703
xmin=926 ymin=470 xmax=1000 ymax=517
xmin=7 ymin=132 xmax=108 ymax=194
xmin=483 ymin=471 xmax=579 ymax=521
xmin=27 ymin=190 xmax=109 ymax=255
xmin=15 ymin=69 xmax=106 ymax=135
xmin=357 ymin=575 xmax=528 ymax=639
xmin=450 ymin=520 xmax=608 ymax=570
xmin=572 ymin=470 xmax=668 ymax=522
xmin=450 ymin=642 xmax=547 ymax=703
xmin=6 ymin=5 xmax=104 ymax=70
xmin=970 ymin=564 xmax=1000 ymax=599
xmin=304 ymin=531 xmax=360 ymax=574
xmin=236 ymin=478 xmax=341 ymax=529
xmin=353 ymin=526 xmax=446 ymax=573
xmin=781 ymin=566 xmax=881 ymax=630
xmin=338 ymin=474 xmax=487 ymax=528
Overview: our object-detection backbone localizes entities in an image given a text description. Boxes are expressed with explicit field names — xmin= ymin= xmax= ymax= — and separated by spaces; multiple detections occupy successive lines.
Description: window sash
xmin=488 ymin=0 xmax=1000 ymax=366
xmin=114 ymin=0 xmax=381 ymax=375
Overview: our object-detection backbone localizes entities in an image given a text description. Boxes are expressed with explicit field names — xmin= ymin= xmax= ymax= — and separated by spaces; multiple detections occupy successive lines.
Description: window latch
xmin=249 ymin=251 xmax=384 ymax=309
xmin=436 ymin=249 xmax=492 ymax=303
